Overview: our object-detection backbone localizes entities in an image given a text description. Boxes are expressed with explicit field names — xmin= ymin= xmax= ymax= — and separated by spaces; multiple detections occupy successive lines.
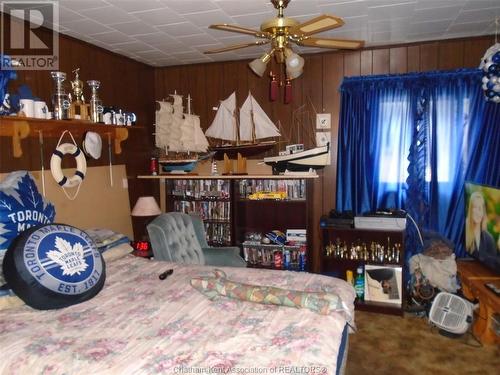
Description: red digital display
xmin=131 ymin=241 xmax=151 ymax=252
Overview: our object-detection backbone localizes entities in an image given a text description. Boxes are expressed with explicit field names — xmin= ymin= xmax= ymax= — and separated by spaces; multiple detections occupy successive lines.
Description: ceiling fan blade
xmin=290 ymin=15 xmax=344 ymax=37
xmin=298 ymin=37 xmax=364 ymax=50
xmin=209 ymin=24 xmax=269 ymax=38
xmin=204 ymin=40 xmax=270 ymax=54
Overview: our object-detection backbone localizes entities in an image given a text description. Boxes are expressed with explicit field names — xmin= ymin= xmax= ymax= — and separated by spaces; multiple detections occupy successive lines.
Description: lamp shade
xmin=286 ymin=51 xmax=304 ymax=80
xmin=249 ymin=50 xmax=274 ymax=77
xmin=249 ymin=58 xmax=268 ymax=77
xmin=131 ymin=196 xmax=161 ymax=216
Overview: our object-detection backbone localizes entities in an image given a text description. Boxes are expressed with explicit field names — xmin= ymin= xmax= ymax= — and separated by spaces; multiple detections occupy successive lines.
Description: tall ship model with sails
xmin=155 ymin=93 xmax=210 ymax=173
xmin=205 ymin=91 xmax=281 ymax=158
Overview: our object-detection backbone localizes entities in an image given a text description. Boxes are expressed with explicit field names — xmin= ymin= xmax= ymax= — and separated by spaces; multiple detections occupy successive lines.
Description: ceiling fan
xmin=204 ymin=0 xmax=364 ymax=79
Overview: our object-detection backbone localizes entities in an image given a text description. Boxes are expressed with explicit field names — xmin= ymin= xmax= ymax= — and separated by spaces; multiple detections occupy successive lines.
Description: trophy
xmin=69 ymin=68 xmax=89 ymax=120
xmin=50 ymin=71 xmax=70 ymax=120
xmin=87 ymin=80 xmax=103 ymax=123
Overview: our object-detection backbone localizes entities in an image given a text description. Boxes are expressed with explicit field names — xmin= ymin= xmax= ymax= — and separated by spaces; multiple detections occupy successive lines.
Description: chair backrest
xmin=147 ymin=212 xmax=205 ymax=265
xmin=189 ymin=213 xmax=209 ymax=248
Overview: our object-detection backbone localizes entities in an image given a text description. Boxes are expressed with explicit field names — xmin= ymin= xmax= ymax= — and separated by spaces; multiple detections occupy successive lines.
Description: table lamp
xmin=131 ymin=196 xmax=161 ymax=256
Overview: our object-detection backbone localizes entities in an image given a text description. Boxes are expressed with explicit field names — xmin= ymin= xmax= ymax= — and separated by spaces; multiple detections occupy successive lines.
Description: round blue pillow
xmin=3 ymin=224 xmax=106 ymax=310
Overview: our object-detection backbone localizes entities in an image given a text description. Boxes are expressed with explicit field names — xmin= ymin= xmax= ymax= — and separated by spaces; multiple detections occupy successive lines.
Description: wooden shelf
xmin=138 ymin=174 xmax=318 ymax=180
xmin=0 ymin=116 xmax=143 ymax=157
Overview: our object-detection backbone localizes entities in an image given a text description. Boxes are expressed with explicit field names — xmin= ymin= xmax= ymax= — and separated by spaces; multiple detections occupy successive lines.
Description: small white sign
xmin=316 ymin=113 xmax=331 ymax=129
xmin=316 ymin=131 xmax=331 ymax=147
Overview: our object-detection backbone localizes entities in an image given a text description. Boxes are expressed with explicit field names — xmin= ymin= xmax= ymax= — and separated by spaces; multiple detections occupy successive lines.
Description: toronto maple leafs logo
xmin=46 ymin=236 xmax=88 ymax=276
xmin=0 ymin=171 xmax=55 ymax=252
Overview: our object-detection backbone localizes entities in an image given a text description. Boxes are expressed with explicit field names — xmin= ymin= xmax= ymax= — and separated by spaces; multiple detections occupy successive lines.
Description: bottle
xmin=355 ymin=266 xmax=364 ymax=300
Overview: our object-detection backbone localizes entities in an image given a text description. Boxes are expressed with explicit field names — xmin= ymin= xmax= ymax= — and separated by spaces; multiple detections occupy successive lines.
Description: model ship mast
xmin=155 ymin=93 xmax=209 ymax=157
xmin=205 ymin=91 xmax=280 ymax=156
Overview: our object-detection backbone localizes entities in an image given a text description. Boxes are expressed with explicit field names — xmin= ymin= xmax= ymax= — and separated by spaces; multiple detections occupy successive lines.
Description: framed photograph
xmin=315 ymin=131 xmax=331 ymax=147
xmin=364 ymin=265 xmax=402 ymax=305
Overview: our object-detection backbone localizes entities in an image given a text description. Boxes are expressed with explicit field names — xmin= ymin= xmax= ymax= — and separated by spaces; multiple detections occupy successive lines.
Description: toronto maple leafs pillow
xmin=3 ymin=224 xmax=106 ymax=310
xmin=0 ymin=171 xmax=55 ymax=294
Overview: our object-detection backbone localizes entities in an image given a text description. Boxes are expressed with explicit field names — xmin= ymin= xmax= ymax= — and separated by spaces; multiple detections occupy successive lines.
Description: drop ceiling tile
xmin=455 ymin=8 xmax=500 ymax=24
xmin=406 ymin=31 xmax=445 ymax=42
xmin=368 ymin=2 xmax=417 ymax=21
xmin=133 ymin=32 xmax=178 ymax=46
xmin=177 ymin=33 xmax=218 ymax=46
xmin=134 ymin=50 xmax=171 ymax=59
xmin=59 ymin=18 xmax=112 ymax=35
xmin=155 ymin=58 xmax=182 ymax=67
xmin=318 ymin=1 xmax=369 ymax=18
xmin=181 ymin=56 xmax=213 ymax=64
xmin=368 ymin=17 xmax=412 ymax=33
xmin=447 ymin=21 xmax=492 ymax=34
xmin=170 ymin=50 xmax=208 ymax=60
xmin=57 ymin=6 xmax=86 ymax=23
xmin=212 ymin=0 xmax=272 ymax=16
xmin=80 ymin=6 xmax=139 ymax=25
xmin=415 ymin=0 xmax=466 ymax=11
xmin=111 ymin=40 xmax=157 ymax=53
xmin=207 ymin=52 xmax=241 ymax=61
xmin=162 ymin=0 xmax=219 ymax=15
xmin=106 ymin=0 xmax=168 ymax=13
xmin=110 ymin=21 xmax=158 ymax=36
xmin=412 ymin=6 xmax=461 ymax=23
xmin=408 ymin=19 xmax=451 ymax=34
xmin=462 ymin=0 xmax=500 ymax=11
xmin=59 ymin=0 xmax=110 ymax=11
xmin=130 ymin=8 xmax=185 ymax=26
xmin=182 ymin=9 xmax=235 ymax=27
xmin=155 ymin=42 xmax=187 ymax=53
xmin=90 ymin=30 xmax=134 ymax=44
xmin=156 ymin=22 xmax=202 ymax=36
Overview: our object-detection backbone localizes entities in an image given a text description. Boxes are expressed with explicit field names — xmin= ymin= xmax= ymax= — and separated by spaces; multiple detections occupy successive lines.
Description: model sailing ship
xmin=262 ymin=102 xmax=330 ymax=174
xmin=205 ymin=91 xmax=281 ymax=158
xmin=155 ymin=94 xmax=210 ymax=173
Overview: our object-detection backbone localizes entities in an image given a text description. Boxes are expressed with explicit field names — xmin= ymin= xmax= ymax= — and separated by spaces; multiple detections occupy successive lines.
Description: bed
xmin=0 ymin=250 xmax=355 ymax=375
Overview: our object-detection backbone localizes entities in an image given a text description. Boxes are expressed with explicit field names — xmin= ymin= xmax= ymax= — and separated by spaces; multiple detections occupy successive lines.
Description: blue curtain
xmin=337 ymin=69 xmax=500 ymax=263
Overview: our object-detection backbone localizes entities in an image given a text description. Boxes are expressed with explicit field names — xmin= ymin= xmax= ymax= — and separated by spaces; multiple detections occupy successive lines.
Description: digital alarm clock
xmin=130 ymin=241 xmax=153 ymax=257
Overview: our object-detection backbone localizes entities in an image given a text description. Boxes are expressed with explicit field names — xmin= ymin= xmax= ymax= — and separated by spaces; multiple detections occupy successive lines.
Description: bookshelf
xmin=152 ymin=175 xmax=312 ymax=269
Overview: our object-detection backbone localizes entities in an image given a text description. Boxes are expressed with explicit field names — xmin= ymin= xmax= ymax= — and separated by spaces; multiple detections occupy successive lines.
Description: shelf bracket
xmin=0 ymin=120 xmax=30 ymax=157
xmin=114 ymin=127 xmax=128 ymax=154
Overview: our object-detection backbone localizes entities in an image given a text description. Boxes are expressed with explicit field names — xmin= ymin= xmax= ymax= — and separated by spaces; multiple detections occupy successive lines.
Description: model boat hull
xmin=263 ymin=144 xmax=330 ymax=174
xmin=211 ymin=141 xmax=276 ymax=159
xmin=159 ymin=159 xmax=197 ymax=174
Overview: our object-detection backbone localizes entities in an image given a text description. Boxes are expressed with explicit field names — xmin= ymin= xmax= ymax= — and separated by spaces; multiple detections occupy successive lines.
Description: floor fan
xmin=428 ymin=292 xmax=474 ymax=337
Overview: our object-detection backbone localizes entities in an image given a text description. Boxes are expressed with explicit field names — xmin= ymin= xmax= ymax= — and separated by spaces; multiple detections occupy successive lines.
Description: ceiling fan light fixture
xmin=249 ymin=50 xmax=274 ymax=77
xmin=285 ymin=48 xmax=304 ymax=79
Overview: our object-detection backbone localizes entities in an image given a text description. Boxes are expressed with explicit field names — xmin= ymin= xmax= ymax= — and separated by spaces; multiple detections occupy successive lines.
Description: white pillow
xmin=102 ymin=243 xmax=133 ymax=262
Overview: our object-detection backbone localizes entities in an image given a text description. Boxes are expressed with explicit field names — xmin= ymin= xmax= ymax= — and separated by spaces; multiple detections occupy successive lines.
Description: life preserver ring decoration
xmin=50 ymin=142 xmax=87 ymax=188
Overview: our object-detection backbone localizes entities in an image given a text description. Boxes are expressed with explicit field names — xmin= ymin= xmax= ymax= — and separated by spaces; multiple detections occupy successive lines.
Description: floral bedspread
xmin=0 ymin=256 xmax=355 ymax=375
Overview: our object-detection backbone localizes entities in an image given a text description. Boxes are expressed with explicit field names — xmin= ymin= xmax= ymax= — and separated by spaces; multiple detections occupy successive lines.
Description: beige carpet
xmin=346 ymin=311 xmax=499 ymax=375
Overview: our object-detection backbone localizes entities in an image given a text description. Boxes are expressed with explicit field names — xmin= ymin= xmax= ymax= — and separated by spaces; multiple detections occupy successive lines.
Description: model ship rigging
xmin=263 ymin=102 xmax=330 ymax=174
xmin=155 ymin=94 xmax=211 ymax=173
xmin=205 ymin=91 xmax=281 ymax=158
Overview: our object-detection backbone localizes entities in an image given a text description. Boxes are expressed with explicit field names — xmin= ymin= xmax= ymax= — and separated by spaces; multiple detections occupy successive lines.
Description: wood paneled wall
xmin=1 ymin=18 xmax=155 ymax=238
xmin=154 ymin=35 xmax=495 ymax=272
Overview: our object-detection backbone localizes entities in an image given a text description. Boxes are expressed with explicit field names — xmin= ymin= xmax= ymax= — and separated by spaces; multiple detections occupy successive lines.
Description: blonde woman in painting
xmin=465 ymin=191 xmax=496 ymax=262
